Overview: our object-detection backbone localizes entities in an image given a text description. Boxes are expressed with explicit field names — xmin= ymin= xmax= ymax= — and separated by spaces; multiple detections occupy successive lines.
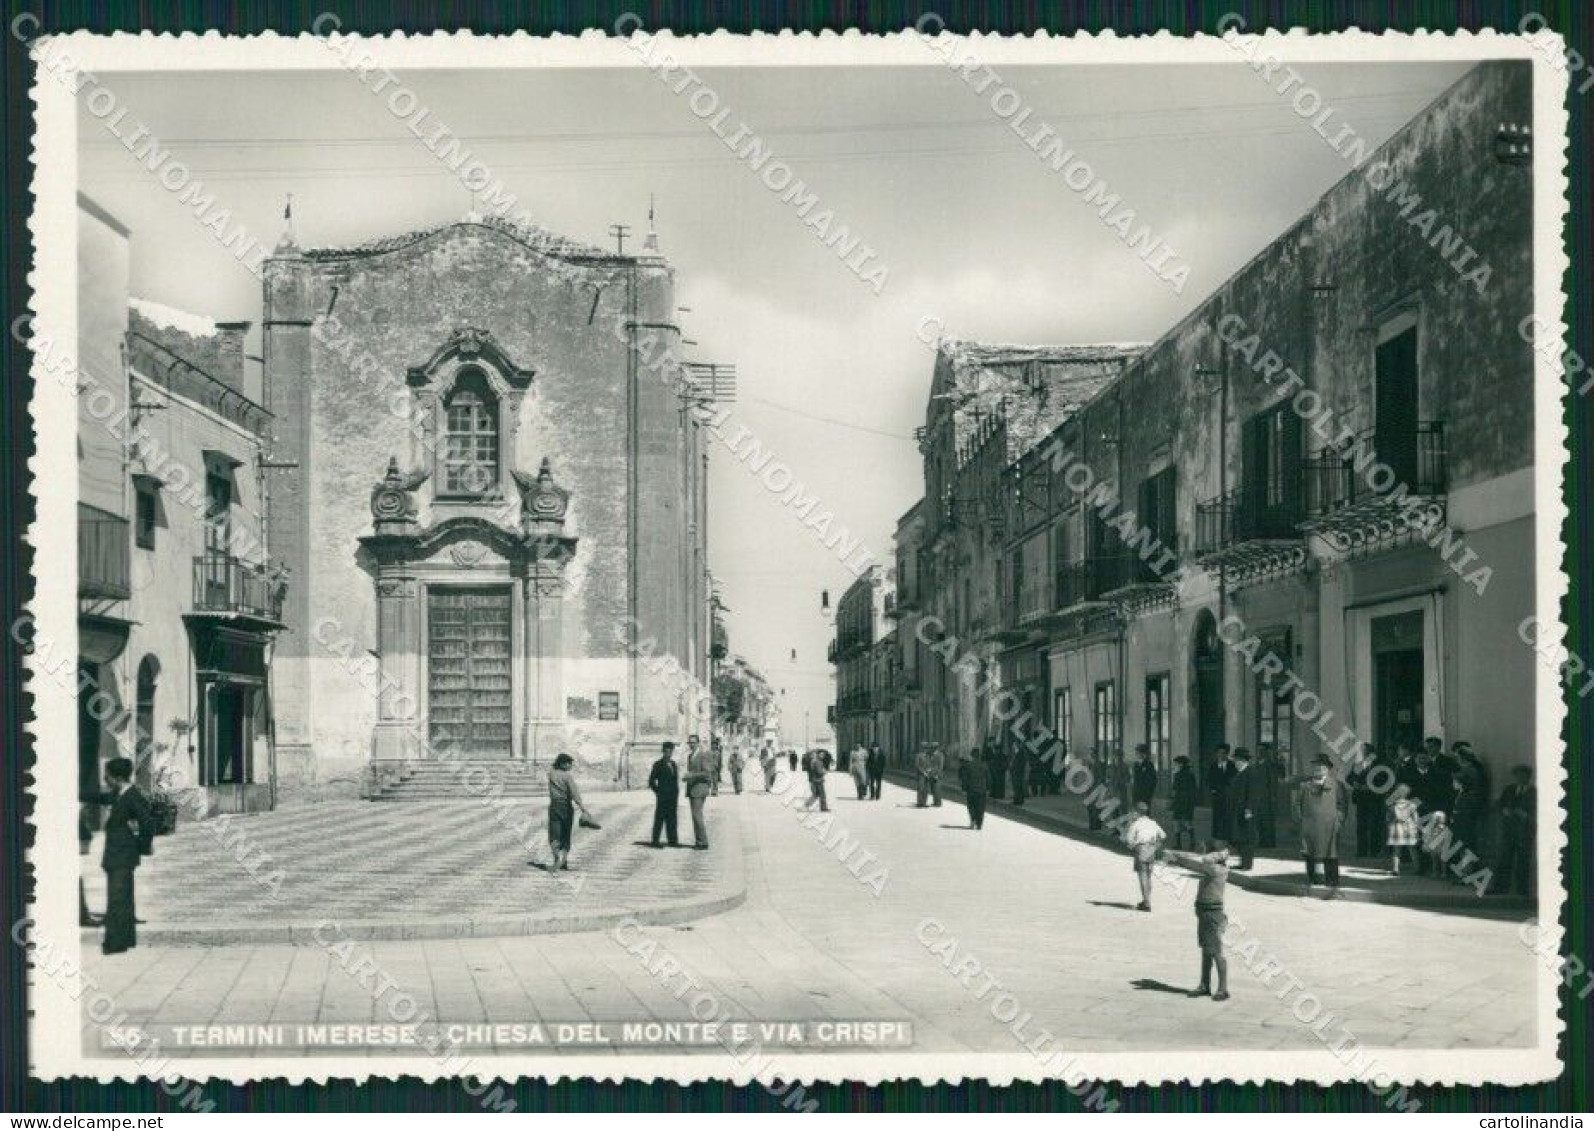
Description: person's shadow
xmin=1087 ymin=899 xmax=1142 ymax=911
xmin=1131 ymin=978 xmax=1191 ymax=996
xmin=938 ymin=824 xmax=976 ymax=830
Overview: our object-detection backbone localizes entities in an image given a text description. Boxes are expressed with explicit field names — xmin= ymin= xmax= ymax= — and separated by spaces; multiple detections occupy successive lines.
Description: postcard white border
xmin=21 ymin=26 xmax=1571 ymax=1089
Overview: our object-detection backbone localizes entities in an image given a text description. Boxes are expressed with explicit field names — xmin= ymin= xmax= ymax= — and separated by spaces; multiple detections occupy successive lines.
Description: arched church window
xmin=443 ymin=369 xmax=499 ymax=497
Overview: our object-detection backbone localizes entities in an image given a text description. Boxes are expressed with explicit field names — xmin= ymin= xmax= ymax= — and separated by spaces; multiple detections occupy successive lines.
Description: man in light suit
xmin=685 ymin=738 xmax=714 ymax=849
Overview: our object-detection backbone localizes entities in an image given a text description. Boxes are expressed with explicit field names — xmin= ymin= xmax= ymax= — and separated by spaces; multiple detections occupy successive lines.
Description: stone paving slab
xmin=81 ymin=793 xmax=745 ymax=945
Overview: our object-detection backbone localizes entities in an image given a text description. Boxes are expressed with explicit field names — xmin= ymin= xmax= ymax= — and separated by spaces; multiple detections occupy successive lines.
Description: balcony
xmin=1095 ymin=551 xmax=1179 ymax=609
xmin=191 ymin=552 xmax=287 ymax=627
xmin=836 ymin=628 xmax=872 ymax=659
xmin=836 ymin=690 xmax=874 ymax=716
xmin=79 ymin=504 xmax=131 ymax=601
xmin=1194 ymin=484 xmax=1308 ymax=580
xmin=1301 ymin=422 xmax=1448 ymax=547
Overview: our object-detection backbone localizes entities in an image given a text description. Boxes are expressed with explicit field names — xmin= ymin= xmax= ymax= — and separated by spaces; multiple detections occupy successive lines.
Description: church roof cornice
xmin=295 ymin=214 xmax=631 ymax=266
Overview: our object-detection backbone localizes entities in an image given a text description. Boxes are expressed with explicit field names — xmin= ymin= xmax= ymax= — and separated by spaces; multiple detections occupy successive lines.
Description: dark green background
xmin=3 ymin=0 xmax=1588 ymax=1113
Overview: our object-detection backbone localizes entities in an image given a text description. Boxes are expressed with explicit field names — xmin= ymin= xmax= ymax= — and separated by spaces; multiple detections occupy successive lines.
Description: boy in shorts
xmin=1161 ymin=840 xmax=1232 ymax=1001
xmin=1124 ymin=801 xmax=1166 ymax=911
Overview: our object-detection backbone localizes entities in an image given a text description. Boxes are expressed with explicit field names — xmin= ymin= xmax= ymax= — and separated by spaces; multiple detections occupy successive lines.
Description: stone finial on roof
xmin=275 ymin=193 xmax=301 ymax=256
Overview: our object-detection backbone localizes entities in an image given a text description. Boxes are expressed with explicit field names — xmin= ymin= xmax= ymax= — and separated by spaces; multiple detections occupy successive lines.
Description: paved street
xmin=81 ymin=773 xmax=1537 ymax=1057
xmin=81 ymin=794 xmax=742 ymax=942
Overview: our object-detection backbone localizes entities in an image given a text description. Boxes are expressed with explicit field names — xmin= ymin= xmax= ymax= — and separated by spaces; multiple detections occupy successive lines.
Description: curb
xmin=82 ymin=823 xmax=749 ymax=948
xmin=882 ymin=770 xmax=1531 ymax=916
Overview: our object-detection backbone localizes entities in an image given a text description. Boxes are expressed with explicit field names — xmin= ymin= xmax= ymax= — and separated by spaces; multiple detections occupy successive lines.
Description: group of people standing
xmin=642 ymin=734 xmax=763 ymax=852
xmin=1349 ymin=737 xmax=1535 ymax=895
xmin=845 ymin=745 xmax=888 ymax=801
xmin=1150 ymin=736 xmax=1535 ymax=896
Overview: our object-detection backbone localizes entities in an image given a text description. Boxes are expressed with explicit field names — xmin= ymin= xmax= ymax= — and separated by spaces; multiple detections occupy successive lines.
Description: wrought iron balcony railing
xmin=1194 ymin=483 xmax=1303 ymax=556
xmin=1303 ymin=422 xmax=1447 ymax=518
xmin=192 ymin=552 xmax=286 ymax=622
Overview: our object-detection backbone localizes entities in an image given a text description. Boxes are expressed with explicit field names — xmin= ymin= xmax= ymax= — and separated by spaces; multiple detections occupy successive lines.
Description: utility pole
xmin=609 ymin=223 xmax=631 ymax=255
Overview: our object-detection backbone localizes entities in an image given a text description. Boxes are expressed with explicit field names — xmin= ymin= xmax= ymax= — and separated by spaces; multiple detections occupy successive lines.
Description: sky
xmin=78 ymin=58 xmax=1475 ymax=744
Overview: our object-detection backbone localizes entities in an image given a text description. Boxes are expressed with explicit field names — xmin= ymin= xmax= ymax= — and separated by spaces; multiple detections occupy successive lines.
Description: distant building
xmin=915 ymin=341 xmax=1144 ymax=756
xmin=831 ymin=565 xmax=894 ymax=752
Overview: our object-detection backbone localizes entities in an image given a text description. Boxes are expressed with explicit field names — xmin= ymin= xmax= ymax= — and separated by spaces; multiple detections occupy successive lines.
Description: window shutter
xmin=1280 ymin=407 xmax=1303 ymax=515
xmin=1239 ymin=416 xmax=1261 ymax=536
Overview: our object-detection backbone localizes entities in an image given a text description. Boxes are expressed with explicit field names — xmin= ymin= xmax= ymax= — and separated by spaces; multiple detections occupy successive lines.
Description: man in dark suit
xmin=1493 ymin=764 xmax=1535 ymax=896
xmin=648 ymin=742 xmax=681 ymax=848
xmin=96 ymin=756 xmax=152 ymax=955
xmin=1228 ymin=747 xmax=1257 ymax=870
xmin=1208 ymin=744 xmax=1236 ymax=842
xmin=1130 ymin=743 xmax=1159 ymax=808
xmin=866 ymin=744 xmax=886 ymax=800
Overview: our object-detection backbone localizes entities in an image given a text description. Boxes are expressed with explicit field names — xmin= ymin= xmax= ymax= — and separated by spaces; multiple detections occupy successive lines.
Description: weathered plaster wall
xmin=263 ymin=222 xmax=699 ymax=780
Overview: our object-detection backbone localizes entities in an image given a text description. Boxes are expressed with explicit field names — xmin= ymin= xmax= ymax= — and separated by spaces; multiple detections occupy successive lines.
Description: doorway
xmin=204 ymin=682 xmax=252 ymax=785
xmin=428 ymin=586 xmax=514 ymax=758
xmin=1191 ymin=611 xmax=1225 ymax=789
xmin=1372 ymin=609 xmax=1425 ymax=755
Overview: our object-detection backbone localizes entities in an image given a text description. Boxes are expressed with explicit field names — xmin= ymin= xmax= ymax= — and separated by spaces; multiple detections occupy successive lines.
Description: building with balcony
xmin=76 ymin=196 xmax=137 ymax=810
xmin=886 ymin=501 xmax=928 ymax=766
xmin=968 ymin=61 xmax=1534 ymax=794
xmin=915 ymin=339 xmax=1144 ymax=757
xmin=831 ymin=565 xmax=894 ymax=752
xmin=76 ymin=194 xmax=289 ymax=816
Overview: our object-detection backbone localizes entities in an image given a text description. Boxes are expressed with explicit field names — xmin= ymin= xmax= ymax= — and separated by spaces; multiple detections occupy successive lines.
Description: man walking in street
xmin=850 ymin=743 xmax=870 ymax=800
xmin=1228 ymin=747 xmax=1257 ymax=871
xmin=802 ymin=748 xmax=830 ymax=812
xmin=960 ymin=750 xmax=990 ymax=830
xmin=728 ymin=741 xmax=744 ymax=795
xmin=760 ymin=741 xmax=779 ymax=793
xmin=1125 ymin=802 xmax=1166 ymax=911
xmin=647 ymin=742 xmax=681 ymax=848
xmin=95 ymin=756 xmax=153 ymax=956
xmin=708 ymin=736 xmax=723 ymax=796
xmin=685 ymin=738 xmax=714 ymax=850
xmin=867 ymin=743 xmax=886 ymax=800
xmin=920 ymin=742 xmax=945 ymax=807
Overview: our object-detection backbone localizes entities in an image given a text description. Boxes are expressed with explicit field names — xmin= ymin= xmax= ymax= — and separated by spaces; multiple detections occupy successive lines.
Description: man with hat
xmin=1228 ymin=747 xmax=1258 ymax=870
xmin=1294 ymin=754 xmax=1348 ymax=891
xmin=93 ymin=756 xmax=153 ymax=955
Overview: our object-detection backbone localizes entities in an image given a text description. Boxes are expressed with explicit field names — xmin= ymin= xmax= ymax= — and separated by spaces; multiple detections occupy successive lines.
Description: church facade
xmin=262 ymin=214 xmax=712 ymax=790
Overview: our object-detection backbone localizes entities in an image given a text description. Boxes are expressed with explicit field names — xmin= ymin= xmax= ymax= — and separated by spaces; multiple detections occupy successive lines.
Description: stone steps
xmin=370 ymin=760 xmax=626 ymax=801
xmin=372 ymin=760 xmax=546 ymax=801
